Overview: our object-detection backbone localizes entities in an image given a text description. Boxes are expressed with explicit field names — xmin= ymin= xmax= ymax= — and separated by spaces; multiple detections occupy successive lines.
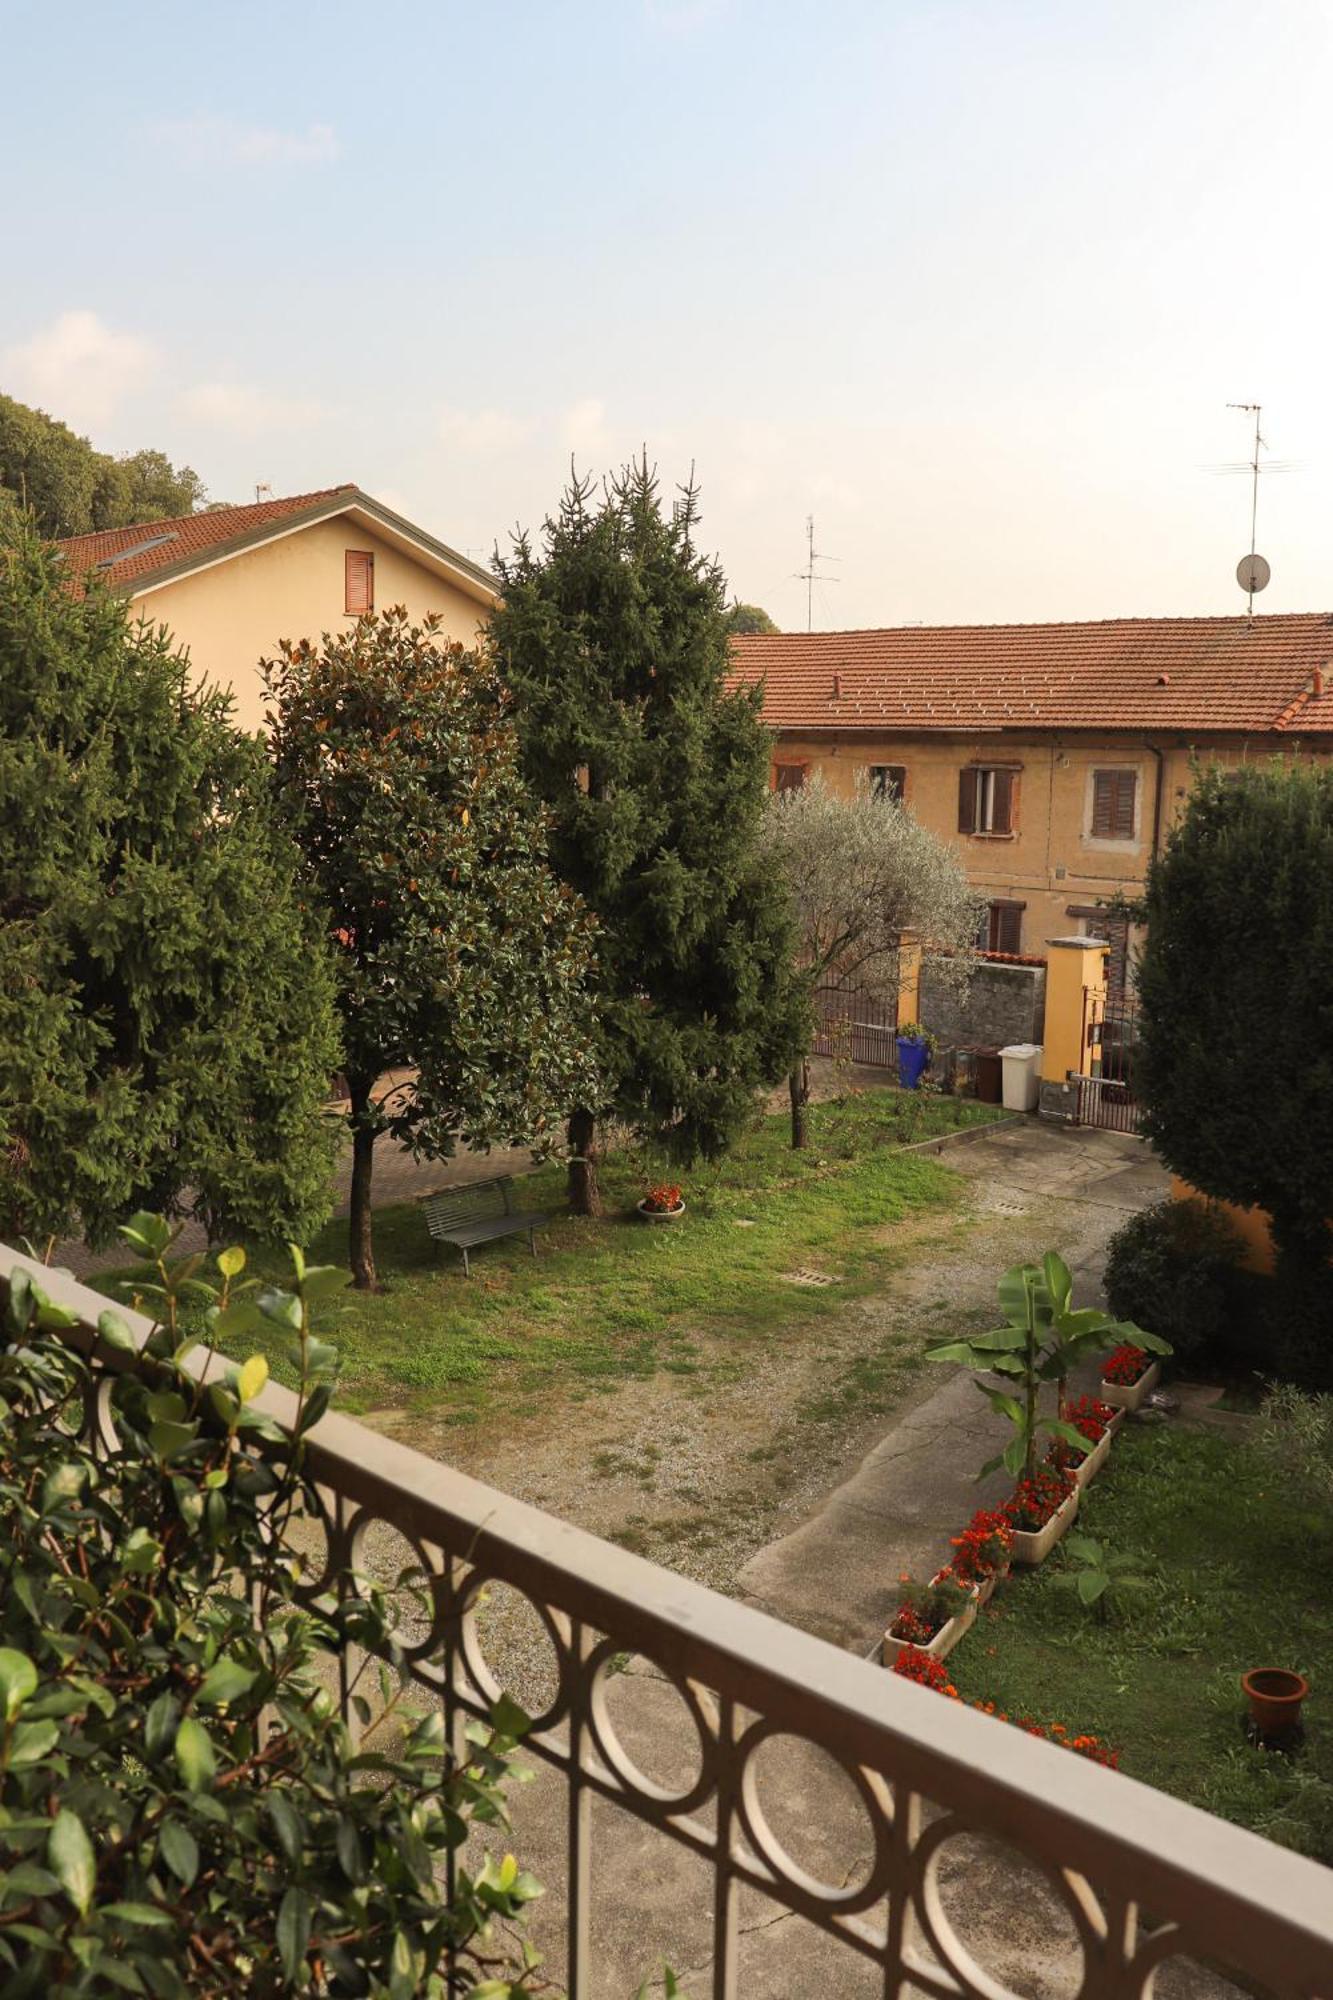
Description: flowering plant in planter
xmin=890 ymin=1567 xmax=973 ymax=1644
xmin=893 ymin=1657 xmax=1121 ymax=1768
xmin=890 ymin=1646 xmax=958 ymax=1695
xmin=640 ymin=1182 xmax=684 ymax=1214
xmin=1004 ymin=1463 xmax=1075 ymax=1534
xmin=1047 ymin=1394 xmax=1115 ymax=1472
xmin=895 ymin=1021 xmax=938 ymax=1055
xmin=1103 ymin=1342 xmax=1150 ymax=1385
xmin=949 ymin=1507 xmax=1014 ymax=1586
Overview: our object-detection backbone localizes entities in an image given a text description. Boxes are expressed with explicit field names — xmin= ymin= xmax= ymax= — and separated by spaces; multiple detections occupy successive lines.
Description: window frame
xmin=867 ymin=764 xmax=907 ymax=804
xmin=772 ymin=761 xmax=808 ymax=793
xmin=978 ymin=898 xmax=1025 ymax=955
xmin=959 ymin=763 xmax=1020 ymax=838
xmin=345 ymin=549 xmax=375 ymax=617
xmin=1086 ymin=765 xmax=1140 ymax=846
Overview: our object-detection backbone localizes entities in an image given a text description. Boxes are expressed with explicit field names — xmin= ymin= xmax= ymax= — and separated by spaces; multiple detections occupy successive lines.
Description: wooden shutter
xmin=773 ymin=762 xmax=806 ymax=792
xmin=991 ymin=768 xmax=1015 ymax=834
xmin=345 ymin=550 xmax=374 ymax=616
xmin=992 ymin=902 xmax=1023 ymax=954
xmin=1092 ymin=770 xmax=1136 ymax=840
xmin=957 ymin=768 xmax=977 ymax=833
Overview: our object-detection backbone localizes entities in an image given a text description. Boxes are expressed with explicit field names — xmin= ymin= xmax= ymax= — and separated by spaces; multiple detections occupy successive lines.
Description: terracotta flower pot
xmin=1242 ymin=1667 xmax=1310 ymax=1742
xmin=636 ymin=1199 xmax=685 ymax=1224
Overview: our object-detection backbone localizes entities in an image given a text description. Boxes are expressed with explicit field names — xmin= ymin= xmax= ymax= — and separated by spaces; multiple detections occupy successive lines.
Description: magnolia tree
xmin=760 ymin=777 xmax=983 ymax=1145
xmin=264 ymin=611 xmax=599 ymax=1291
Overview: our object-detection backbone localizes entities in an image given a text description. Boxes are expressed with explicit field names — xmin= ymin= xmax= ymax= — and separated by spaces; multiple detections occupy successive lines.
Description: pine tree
xmin=263 ymin=610 xmax=599 ymax=1289
xmin=490 ymin=460 xmax=805 ymax=1213
xmin=0 ymin=516 xmax=340 ymax=1247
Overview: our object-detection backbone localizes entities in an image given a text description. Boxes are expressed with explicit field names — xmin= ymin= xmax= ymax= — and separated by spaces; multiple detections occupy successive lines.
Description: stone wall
xmin=920 ymin=957 xmax=1046 ymax=1052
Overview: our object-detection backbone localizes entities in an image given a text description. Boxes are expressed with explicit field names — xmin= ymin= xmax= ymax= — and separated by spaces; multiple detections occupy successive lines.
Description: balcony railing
xmin=4 ymin=1241 xmax=1331 ymax=1999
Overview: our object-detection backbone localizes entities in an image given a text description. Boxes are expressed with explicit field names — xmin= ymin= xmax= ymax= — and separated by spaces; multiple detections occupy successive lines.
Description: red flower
xmin=1103 ymin=1343 xmax=1148 ymax=1386
xmin=891 ymin=1647 xmax=960 ymax=1698
xmin=1003 ymin=1464 xmax=1074 ymax=1533
xmin=642 ymin=1183 xmax=684 ymax=1213
xmin=949 ymin=1506 xmax=1015 ymax=1584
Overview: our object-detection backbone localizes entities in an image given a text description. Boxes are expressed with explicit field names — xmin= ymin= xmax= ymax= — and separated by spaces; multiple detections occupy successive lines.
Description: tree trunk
xmin=789 ymin=1062 xmax=810 ymax=1150
xmin=567 ymin=1106 xmax=603 ymax=1217
xmin=348 ymin=1086 xmax=381 ymax=1292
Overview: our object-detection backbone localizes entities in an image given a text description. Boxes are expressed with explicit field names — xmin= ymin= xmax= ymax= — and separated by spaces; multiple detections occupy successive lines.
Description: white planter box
xmin=885 ymin=1591 xmax=978 ymax=1663
xmin=1009 ymin=1487 xmax=1079 ymax=1567
xmin=1100 ymin=1359 xmax=1160 ymax=1414
xmin=1073 ymin=1429 xmax=1112 ymax=1490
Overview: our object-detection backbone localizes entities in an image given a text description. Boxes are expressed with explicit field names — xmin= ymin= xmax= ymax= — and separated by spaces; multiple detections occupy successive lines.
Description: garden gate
xmin=810 ymin=984 xmax=900 ymax=1068
xmin=1074 ymin=987 xmax=1141 ymax=1132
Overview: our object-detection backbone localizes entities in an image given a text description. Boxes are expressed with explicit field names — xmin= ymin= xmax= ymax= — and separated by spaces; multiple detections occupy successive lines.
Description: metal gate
xmin=1073 ymin=988 xmax=1141 ymax=1132
xmin=811 ymin=985 xmax=900 ymax=1068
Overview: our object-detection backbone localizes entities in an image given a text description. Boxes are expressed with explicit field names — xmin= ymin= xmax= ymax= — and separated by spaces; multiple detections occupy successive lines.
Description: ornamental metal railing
xmin=4 ymin=1243 xmax=1331 ymax=2000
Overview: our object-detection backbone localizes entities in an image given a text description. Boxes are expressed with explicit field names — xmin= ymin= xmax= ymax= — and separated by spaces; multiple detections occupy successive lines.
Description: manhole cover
xmin=783 ymin=1268 xmax=840 ymax=1288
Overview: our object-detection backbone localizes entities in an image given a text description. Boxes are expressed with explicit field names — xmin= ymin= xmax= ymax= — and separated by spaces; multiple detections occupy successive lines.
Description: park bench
xmin=417 ymin=1174 xmax=549 ymax=1276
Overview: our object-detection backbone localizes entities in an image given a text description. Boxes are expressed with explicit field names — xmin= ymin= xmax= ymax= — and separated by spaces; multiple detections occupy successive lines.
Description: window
xmin=772 ymin=762 xmax=807 ymax=792
xmin=868 ymin=764 xmax=906 ymax=803
xmin=958 ymin=765 xmax=1017 ymax=835
xmin=1067 ymin=904 xmax=1130 ymax=999
xmin=978 ymin=899 xmax=1024 ymax=955
xmin=1090 ymin=768 xmax=1137 ymax=841
xmin=345 ymin=549 xmax=374 ymax=616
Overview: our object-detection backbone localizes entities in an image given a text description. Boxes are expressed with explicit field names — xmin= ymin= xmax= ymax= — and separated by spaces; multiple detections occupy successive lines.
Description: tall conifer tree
xmin=491 ymin=460 xmax=805 ymax=1212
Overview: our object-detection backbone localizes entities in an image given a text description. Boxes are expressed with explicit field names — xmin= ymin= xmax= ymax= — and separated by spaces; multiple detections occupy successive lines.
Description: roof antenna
xmin=254 ymin=482 xmax=273 ymax=505
xmin=1225 ymin=403 xmax=1271 ymax=622
xmin=793 ymin=515 xmax=839 ymax=633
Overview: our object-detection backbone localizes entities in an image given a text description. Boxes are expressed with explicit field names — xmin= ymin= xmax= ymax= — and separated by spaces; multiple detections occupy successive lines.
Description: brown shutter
xmin=994 ymin=902 xmax=1023 ymax=954
xmin=345 ymin=550 xmax=374 ymax=616
xmin=1091 ymin=770 xmax=1115 ymax=839
xmin=1112 ymin=771 xmax=1136 ymax=840
xmin=957 ymin=768 xmax=977 ymax=833
xmin=773 ymin=762 xmax=806 ymax=792
xmin=991 ymin=768 xmax=1014 ymax=834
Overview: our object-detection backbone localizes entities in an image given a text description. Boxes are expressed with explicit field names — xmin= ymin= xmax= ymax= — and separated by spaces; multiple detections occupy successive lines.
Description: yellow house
xmin=732 ymin=615 xmax=1333 ymax=989
xmin=57 ymin=484 xmax=500 ymax=732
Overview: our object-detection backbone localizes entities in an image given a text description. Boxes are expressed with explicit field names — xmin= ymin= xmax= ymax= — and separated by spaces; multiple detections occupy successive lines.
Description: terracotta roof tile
xmin=57 ymin=486 xmax=357 ymax=590
xmin=731 ymin=616 xmax=1333 ymax=737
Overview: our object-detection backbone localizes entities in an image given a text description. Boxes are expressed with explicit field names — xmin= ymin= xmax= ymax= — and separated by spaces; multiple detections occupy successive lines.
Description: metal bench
xmin=417 ymin=1174 xmax=549 ymax=1277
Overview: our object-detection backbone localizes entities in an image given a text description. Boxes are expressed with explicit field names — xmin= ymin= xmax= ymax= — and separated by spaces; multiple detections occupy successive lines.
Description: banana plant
xmin=926 ymin=1251 xmax=1171 ymax=1482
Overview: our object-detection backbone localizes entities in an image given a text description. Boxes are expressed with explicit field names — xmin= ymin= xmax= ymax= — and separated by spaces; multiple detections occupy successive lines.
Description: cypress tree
xmin=0 ymin=516 xmax=341 ymax=1247
xmin=491 ymin=460 xmax=805 ymax=1213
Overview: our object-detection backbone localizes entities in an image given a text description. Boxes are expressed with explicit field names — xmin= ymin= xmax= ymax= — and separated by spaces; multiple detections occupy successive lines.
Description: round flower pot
xmin=636 ymin=1199 xmax=685 ymax=1224
xmin=1242 ymin=1667 xmax=1310 ymax=1743
xmin=1100 ymin=1359 xmax=1160 ymax=1413
xmin=1009 ymin=1487 xmax=1079 ymax=1567
xmin=896 ymin=1038 xmax=931 ymax=1090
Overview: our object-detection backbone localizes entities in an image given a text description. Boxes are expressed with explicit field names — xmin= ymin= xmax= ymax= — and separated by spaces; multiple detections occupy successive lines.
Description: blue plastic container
xmin=896 ymin=1037 xmax=931 ymax=1090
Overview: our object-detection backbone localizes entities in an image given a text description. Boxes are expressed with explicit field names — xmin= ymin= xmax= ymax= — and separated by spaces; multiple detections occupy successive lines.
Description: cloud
xmin=2 ymin=310 xmax=156 ymax=429
xmin=177 ymin=381 xmax=332 ymax=435
xmin=562 ymin=396 xmax=614 ymax=461
xmin=154 ymin=114 xmax=338 ymax=168
xmin=436 ymin=406 xmax=533 ymax=455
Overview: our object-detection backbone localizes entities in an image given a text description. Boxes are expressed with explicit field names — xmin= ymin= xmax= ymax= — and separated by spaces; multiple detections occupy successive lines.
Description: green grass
xmin=215 ymin=1087 xmax=1003 ymax=1423
xmin=951 ymin=1424 xmax=1333 ymax=1862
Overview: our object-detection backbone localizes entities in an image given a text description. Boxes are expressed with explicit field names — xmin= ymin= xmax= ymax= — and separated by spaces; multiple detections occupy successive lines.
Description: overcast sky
xmin=5 ymin=0 xmax=1331 ymax=630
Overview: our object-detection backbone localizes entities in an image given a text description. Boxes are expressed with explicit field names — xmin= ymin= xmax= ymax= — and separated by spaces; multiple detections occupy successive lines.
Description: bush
xmin=1253 ymin=1382 xmax=1333 ymax=1507
xmin=0 ymin=1220 xmax=542 ymax=1996
xmin=1251 ymin=1258 xmax=1333 ymax=1392
xmin=1103 ymin=1198 xmax=1247 ymax=1372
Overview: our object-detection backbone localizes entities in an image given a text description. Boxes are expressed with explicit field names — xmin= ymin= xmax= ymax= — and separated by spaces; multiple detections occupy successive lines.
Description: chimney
xmin=1314 ymin=665 xmax=1326 ymax=697
xmin=831 ymin=672 xmax=842 ymax=700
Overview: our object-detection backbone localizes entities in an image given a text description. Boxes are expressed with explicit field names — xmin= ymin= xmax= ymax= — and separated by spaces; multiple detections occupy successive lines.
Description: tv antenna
xmin=254 ymin=481 xmax=273 ymax=505
xmin=793 ymin=515 xmax=839 ymax=633
xmin=1224 ymin=403 xmax=1271 ymax=617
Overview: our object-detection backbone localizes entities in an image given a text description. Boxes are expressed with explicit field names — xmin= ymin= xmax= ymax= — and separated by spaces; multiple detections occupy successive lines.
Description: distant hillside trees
xmin=0 ymin=392 xmax=210 ymax=538
xmin=725 ymin=601 xmax=779 ymax=635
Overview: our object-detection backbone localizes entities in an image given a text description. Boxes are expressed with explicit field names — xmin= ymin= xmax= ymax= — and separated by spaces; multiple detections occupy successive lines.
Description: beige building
xmin=732 ymin=615 xmax=1333 ymax=990
xmin=58 ymin=484 xmax=499 ymax=731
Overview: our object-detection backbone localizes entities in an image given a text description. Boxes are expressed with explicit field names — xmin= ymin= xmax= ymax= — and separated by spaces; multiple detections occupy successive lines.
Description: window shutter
xmin=345 ymin=550 xmax=374 ymax=616
xmin=1112 ymin=771 xmax=1136 ymax=840
xmin=994 ymin=902 xmax=1023 ymax=955
xmin=1091 ymin=771 xmax=1115 ymax=839
xmin=957 ymin=769 xmax=977 ymax=833
xmin=773 ymin=763 xmax=806 ymax=792
xmin=991 ymin=768 xmax=1015 ymax=834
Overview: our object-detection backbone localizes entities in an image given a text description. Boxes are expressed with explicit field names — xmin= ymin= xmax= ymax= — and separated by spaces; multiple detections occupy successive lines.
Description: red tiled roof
xmin=57 ymin=486 xmax=358 ymax=590
xmin=731 ymin=616 xmax=1333 ymax=737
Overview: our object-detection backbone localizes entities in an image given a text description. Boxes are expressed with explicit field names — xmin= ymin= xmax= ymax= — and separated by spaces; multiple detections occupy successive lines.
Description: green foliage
xmin=0 ymin=393 xmax=208 ymax=538
xmin=1253 ymin=1382 xmax=1333 ymax=1507
xmin=263 ymin=608 xmax=599 ymax=1287
xmin=927 ymin=1251 xmax=1168 ymax=1480
xmin=0 ymin=1225 xmax=543 ymax=1995
xmin=490 ymin=461 xmax=806 ymax=1187
xmin=1137 ymin=760 xmax=1333 ymax=1293
xmin=723 ymin=601 xmax=779 ymax=635
xmin=1049 ymin=1533 xmax=1156 ymax=1620
xmin=1103 ymin=1198 xmax=1249 ymax=1372
xmin=0 ymin=518 xmax=340 ymax=1248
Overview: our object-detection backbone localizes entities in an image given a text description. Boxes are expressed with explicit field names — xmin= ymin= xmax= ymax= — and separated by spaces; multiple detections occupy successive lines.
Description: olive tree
xmin=759 ymin=775 xmax=983 ymax=1144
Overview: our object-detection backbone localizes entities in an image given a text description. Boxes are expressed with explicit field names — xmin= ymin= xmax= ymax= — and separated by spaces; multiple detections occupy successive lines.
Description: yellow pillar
xmin=1039 ymin=937 xmax=1109 ymax=1118
xmin=896 ymin=933 xmax=922 ymax=1026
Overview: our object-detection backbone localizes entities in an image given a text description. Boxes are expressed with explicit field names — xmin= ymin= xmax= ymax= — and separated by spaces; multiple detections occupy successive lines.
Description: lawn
xmin=951 ymin=1423 xmax=1333 ymax=1862
xmin=220 ymin=1087 xmax=1003 ymax=1423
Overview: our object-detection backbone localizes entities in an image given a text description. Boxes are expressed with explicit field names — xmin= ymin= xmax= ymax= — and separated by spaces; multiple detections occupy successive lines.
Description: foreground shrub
xmin=1103 ymin=1198 xmax=1247 ymax=1372
xmin=0 ymin=1219 xmax=542 ymax=1997
xmin=1253 ymin=1381 xmax=1333 ymax=1507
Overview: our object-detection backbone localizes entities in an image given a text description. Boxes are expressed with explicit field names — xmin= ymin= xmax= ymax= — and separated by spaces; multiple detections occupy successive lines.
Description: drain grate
xmin=782 ymin=1268 xmax=841 ymax=1288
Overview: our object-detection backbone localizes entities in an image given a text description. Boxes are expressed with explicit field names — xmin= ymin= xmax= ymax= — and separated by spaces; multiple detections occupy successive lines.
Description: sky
xmin=4 ymin=0 xmax=1332 ymax=630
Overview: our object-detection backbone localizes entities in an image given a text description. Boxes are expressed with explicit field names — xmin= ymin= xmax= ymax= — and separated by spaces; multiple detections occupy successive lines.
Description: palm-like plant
xmin=926 ymin=1252 xmax=1171 ymax=1482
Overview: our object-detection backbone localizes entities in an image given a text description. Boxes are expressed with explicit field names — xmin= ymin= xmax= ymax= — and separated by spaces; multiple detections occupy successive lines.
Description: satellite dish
xmin=1237 ymin=553 xmax=1271 ymax=595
